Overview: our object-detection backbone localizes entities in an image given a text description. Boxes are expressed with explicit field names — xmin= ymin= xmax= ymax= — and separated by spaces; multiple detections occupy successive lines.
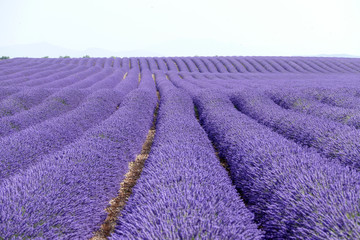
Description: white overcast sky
xmin=0 ymin=0 xmax=359 ymax=57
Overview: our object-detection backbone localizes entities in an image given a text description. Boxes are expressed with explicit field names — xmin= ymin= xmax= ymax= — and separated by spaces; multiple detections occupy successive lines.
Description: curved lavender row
xmin=218 ymin=57 xmax=239 ymax=73
xmin=85 ymin=58 xmax=97 ymax=67
xmin=153 ymin=71 xmax=176 ymax=91
xmin=0 ymin=61 xmax=62 ymax=80
xmin=130 ymin=58 xmax=139 ymax=71
xmin=0 ymin=63 xmax=64 ymax=82
xmin=207 ymin=57 xmax=225 ymax=72
xmin=194 ymin=89 xmax=360 ymax=239
xmin=302 ymin=88 xmax=360 ymax=109
xmin=152 ymin=57 xmax=167 ymax=71
xmin=230 ymin=73 xmax=360 ymax=90
xmin=65 ymin=67 xmax=114 ymax=89
xmin=0 ymin=89 xmax=125 ymax=181
xmin=296 ymin=58 xmax=328 ymax=73
xmin=192 ymin=57 xmax=209 ymax=72
xmin=268 ymin=89 xmax=360 ymax=129
xmin=0 ymin=58 xmax=45 ymax=70
xmin=86 ymin=68 xmax=139 ymax=100
xmin=318 ymin=59 xmax=348 ymax=73
xmin=0 ymin=88 xmax=91 ymax=138
xmin=0 ymin=58 xmax=27 ymax=67
xmin=51 ymin=58 xmax=64 ymax=64
xmin=186 ymin=72 xmax=251 ymax=90
xmin=0 ymin=87 xmax=23 ymax=102
xmin=0 ymin=88 xmax=158 ymax=239
xmin=172 ymin=58 xmax=187 ymax=72
xmin=58 ymin=58 xmax=77 ymax=65
xmin=166 ymin=72 xmax=201 ymax=95
xmin=71 ymin=58 xmax=82 ymax=64
xmin=209 ymin=58 xmax=229 ymax=73
xmin=37 ymin=66 xmax=102 ymax=88
xmin=104 ymin=57 xmax=114 ymax=68
xmin=163 ymin=58 xmax=178 ymax=71
xmin=95 ymin=58 xmax=106 ymax=68
xmin=0 ymin=69 xmax=125 ymax=136
xmin=299 ymin=58 xmax=332 ymax=72
xmin=309 ymin=59 xmax=338 ymax=73
xmin=324 ymin=59 xmax=358 ymax=73
xmin=217 ymin=57 xmax=238 ymax=73
xmin=138 ymin=58 xmax=149 ymax=71
xmin=121 ymin=57 xmax=130 ymax=70
xmin=225 ymin=57 xmax=247 ymax=73
xmin=0 ymin=87 xmax=56 ymax=118
xmin=78 ymin=57 xmax=90 ymax=65
xmin=113 ymin=69 xmax=139 ymax=92
xmin=5 ymin=58 xmax=58 ymax=69
xmin=322 ymin=58 xmax=352 ymax=73
xmin=146 ymin=57 xmax=159 ymax=71
xmin=182 ymin=57 xmax=200 ymax=72
xmin=182 ymin=74 xmax=225 ymax=90
xmin=113 ymin=57 xmax=122 ymax=68
xmin=254 ymin=58 xmax=280 ymax=73
xmin=280 ymin=58 xmax=322 ymax=73
xmin=137 ymin=58 xmax=145 ymax=71
xmin=334 ymin=59 xmax=360 ymax=73
xmin=284 ymin=58 xmax=313 ymax=73
xmin=172 ymin=57 xmax=188 ymax=72
xmin=200 ymin=57 xmax=219 ymax=73
xmin=179 ymin=58 xmax=193 ymax=72
xmin=162 ymin=57 xmax=179 ymax=72
xmin=231 ymin=91 xmax=360 ymax=170
xmin=0 ymin=64 xmax=79 ymax=86
xmin=139 ymin=70 xmax=156 ymax=92
xmin=244 ymin=57 xmax=267 ymax=73
xmin=270 ymin=58 xmax=302 ymax=73
xmin=19 ymin=65 xmax=89 ymax=87
xmin=346 ymin=61 xmax=360 ymax=71
xmin=111 ymin=83 xmax=262 ymax=240
xmin=87 ymin=69 xmax=124 ymax=90
xmin=235 ymin=58 xmax=258 ymax=73
xmin=194 ymin=58 xmax=210 ymax=72
xmin=185 ymin=72 xmax=249 ymax=90
xmin=259 ymin=58 xmax=287 ymax=73
xmin=264 ymin=58 xmax=293 ymax=73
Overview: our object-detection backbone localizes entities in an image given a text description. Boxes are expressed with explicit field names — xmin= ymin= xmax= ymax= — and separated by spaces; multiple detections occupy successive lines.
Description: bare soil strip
xmin=91 ymin=91 xmax=160 ymax=240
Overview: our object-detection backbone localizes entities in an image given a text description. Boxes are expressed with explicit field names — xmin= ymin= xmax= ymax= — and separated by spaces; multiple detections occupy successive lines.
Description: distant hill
xmin=0 ymin=43 xmax=159 ymax=58
xmin=1 ymin=42 xmax=359 ymax=59
xmin=315 ymin=54 xmax=360 ymax=58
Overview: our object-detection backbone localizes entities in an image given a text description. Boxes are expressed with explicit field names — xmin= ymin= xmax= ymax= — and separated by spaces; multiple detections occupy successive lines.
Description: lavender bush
xmin=0 ymin=56 xmax=359 ymax=239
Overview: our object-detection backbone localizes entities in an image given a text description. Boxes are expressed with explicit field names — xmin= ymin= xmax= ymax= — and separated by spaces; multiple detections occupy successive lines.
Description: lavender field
xmin=0 ymin=56 xmax=360 ymax=239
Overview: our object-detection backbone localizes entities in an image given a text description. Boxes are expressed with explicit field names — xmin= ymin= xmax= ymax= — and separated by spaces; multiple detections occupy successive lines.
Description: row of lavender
xmin=1 ymin=57 xmax=360 ymax=239
xmin=178 ymin=72 xmax=360 ymax=169
xmin=162 ymin=72 xmax=360 ymax=239
xmin=0 ymin=67 xmax=136 ymax=137
xmin=110 ymin=68 xmax=360 ymax=239
xmin=0 ymin=60 xmax=261 ymax=239
xmin=0 ymin=62 xmax=139 ymax=238
xmin=0 ymin=69 xmax=158 ymax=238
xmin=2 ymin=56 xmax=360 ymax=74
xmin=110 ymin=72 xmax=262 ymax=239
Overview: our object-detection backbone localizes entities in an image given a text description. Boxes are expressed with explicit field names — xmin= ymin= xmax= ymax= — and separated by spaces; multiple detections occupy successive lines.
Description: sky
xmin=0 ymin=0 xmax=359 ymax=57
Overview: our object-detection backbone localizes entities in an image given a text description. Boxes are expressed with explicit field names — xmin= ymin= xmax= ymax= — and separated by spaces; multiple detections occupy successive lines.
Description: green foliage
xmin=59 ymin=56 xmax=71 ymax=58
xmin=0 ymin=56 xmax=10 ymax=60
xmin=82 ymin=55 xmax=90 ymax=58
xmin=42 ymin=56 xmax=49 ymax=58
